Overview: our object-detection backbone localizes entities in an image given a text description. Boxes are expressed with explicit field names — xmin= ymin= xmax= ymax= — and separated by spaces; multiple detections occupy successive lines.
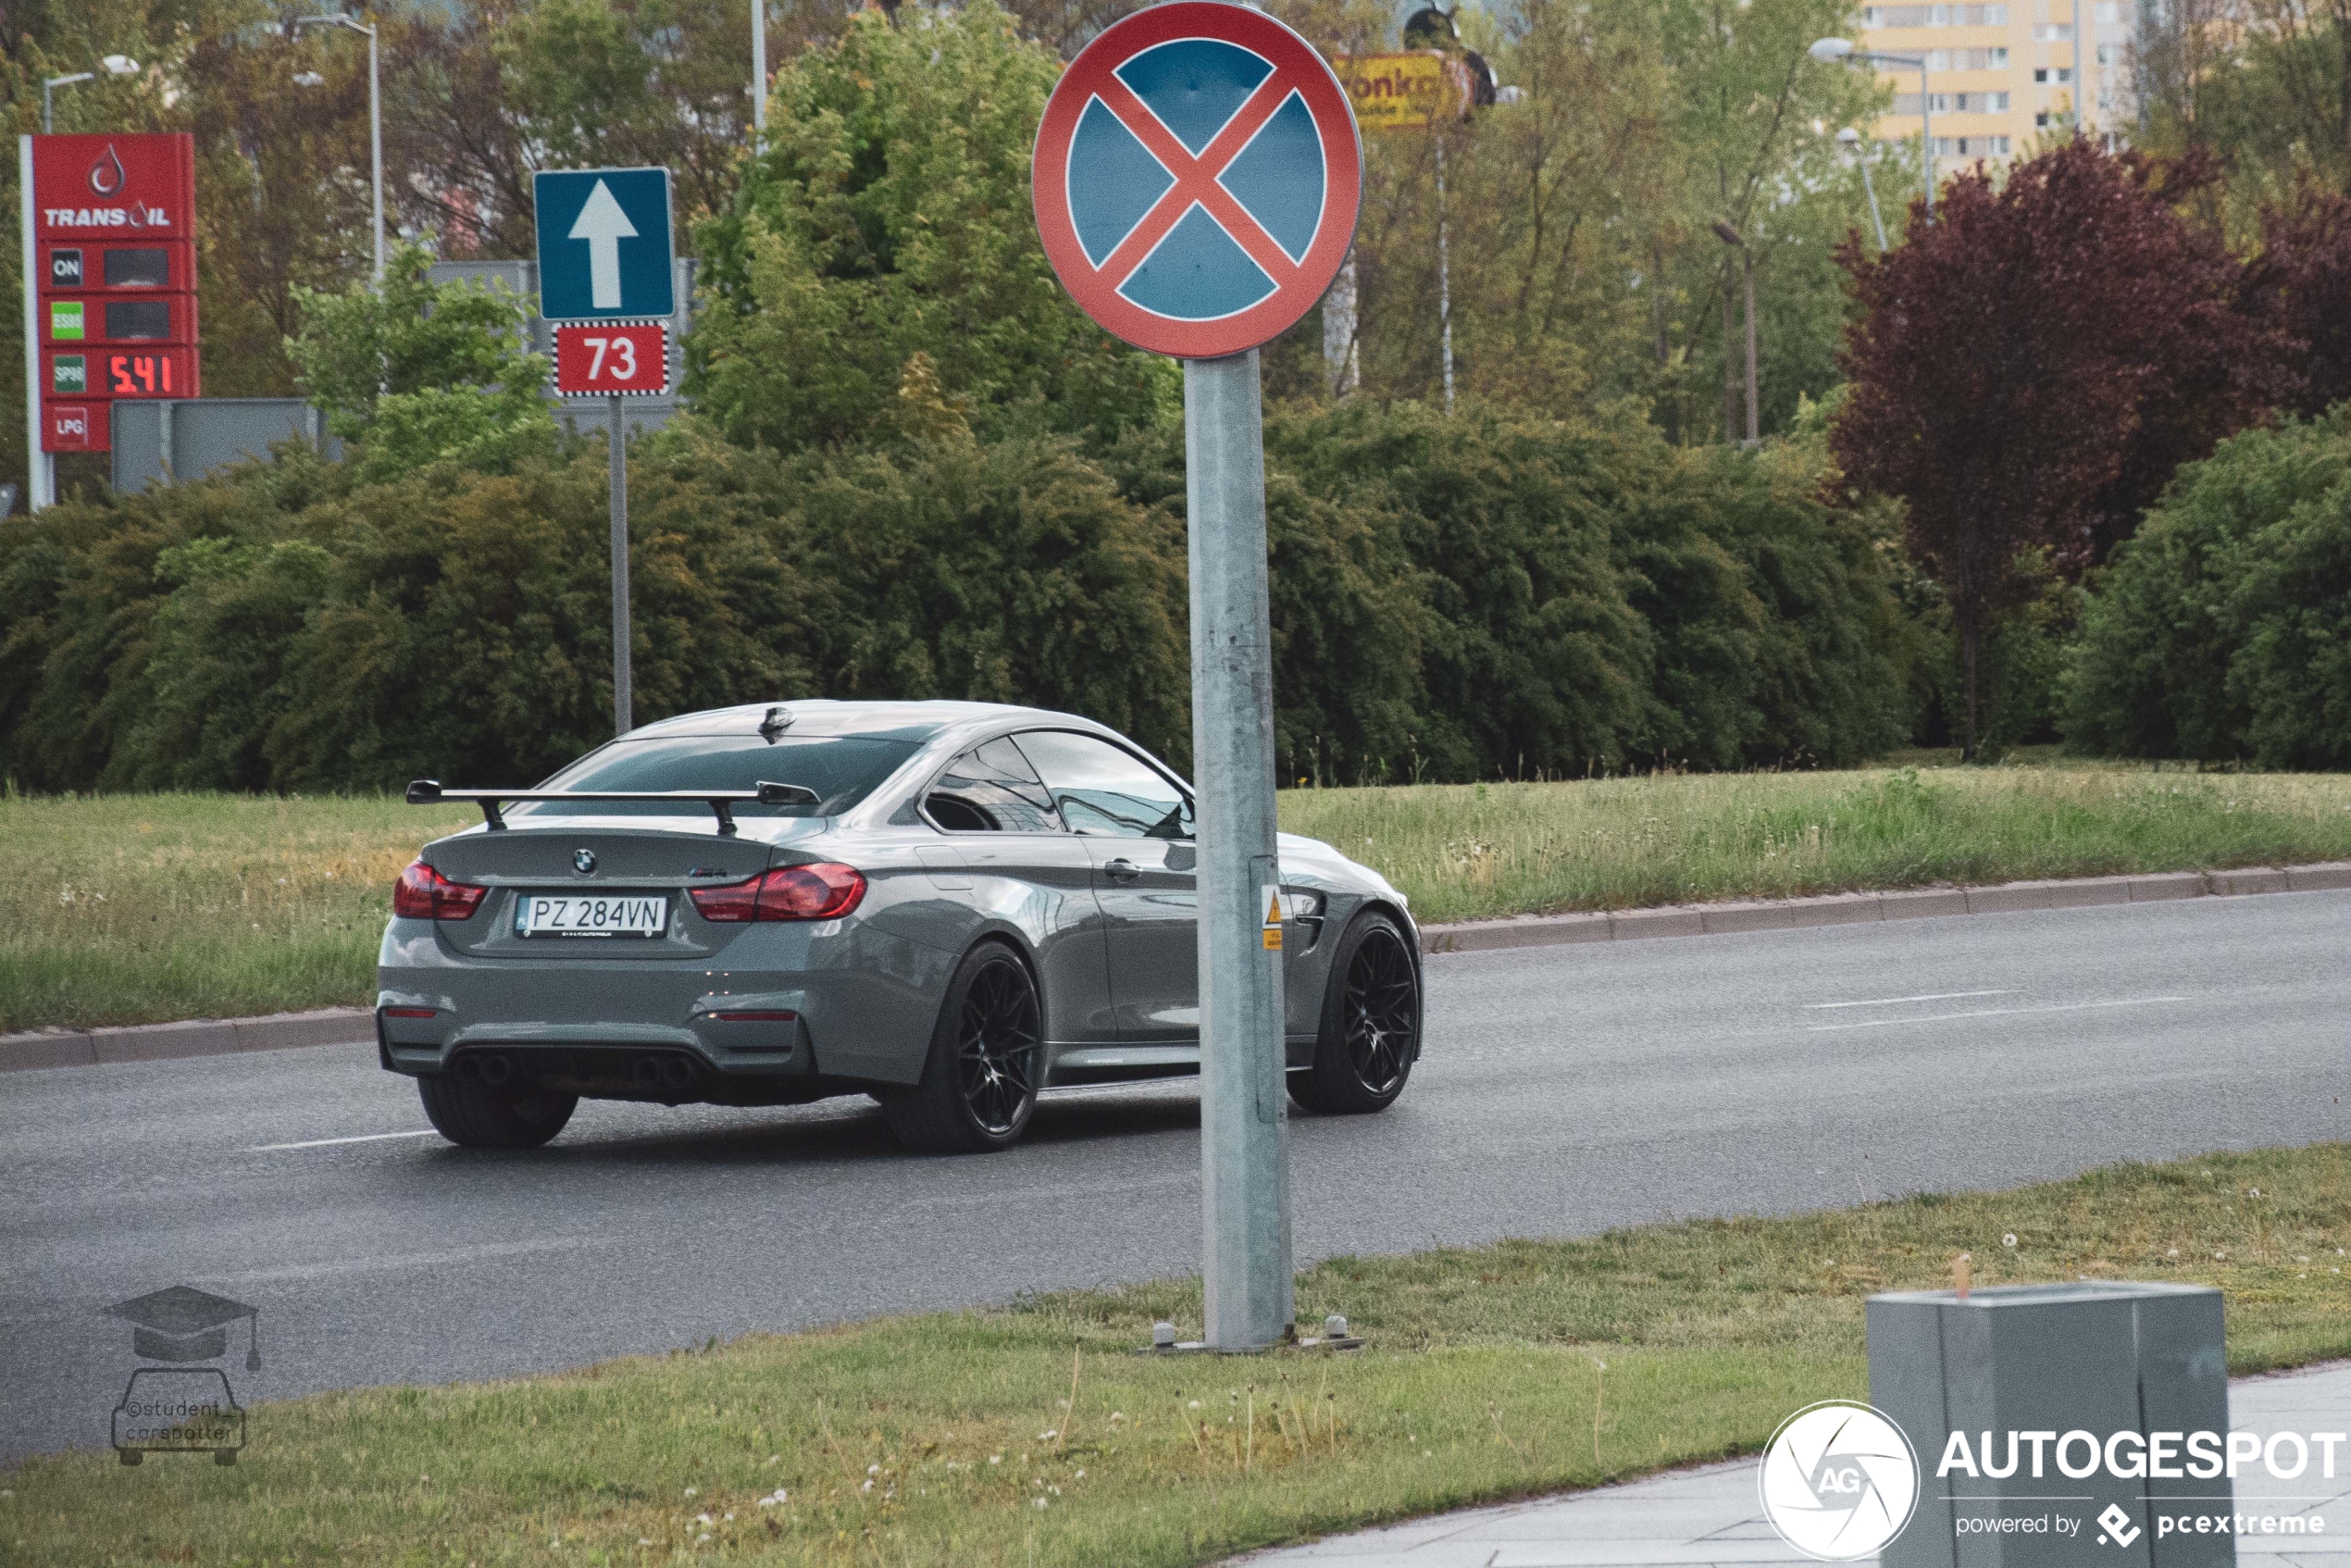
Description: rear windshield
xmin=514 ymin=735 xmax=921 ymax=819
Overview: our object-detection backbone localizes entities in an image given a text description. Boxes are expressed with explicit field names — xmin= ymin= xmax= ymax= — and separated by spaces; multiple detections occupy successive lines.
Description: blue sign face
xmin=1069 ymin=39 xmax=1326 ymax=323
xmin=532 ymin=168 xmax=675 ymax=323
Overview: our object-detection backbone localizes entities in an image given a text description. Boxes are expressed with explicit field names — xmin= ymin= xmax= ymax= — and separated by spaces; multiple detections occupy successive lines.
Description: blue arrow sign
xmin=532 ymin=168 xmax=675 ymax=323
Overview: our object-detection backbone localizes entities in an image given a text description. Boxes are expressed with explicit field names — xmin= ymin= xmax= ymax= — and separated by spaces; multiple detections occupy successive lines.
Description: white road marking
xmin=1807 ymin=989 xmax=2015 ymax=1010
xmin=199 ymin=1235 xmax=611 ymax=1285
xmin=243 ymin=1129 xmax=439 ymax=1152
xmin=1807 ymin=997 xmax=2191 ymax=1032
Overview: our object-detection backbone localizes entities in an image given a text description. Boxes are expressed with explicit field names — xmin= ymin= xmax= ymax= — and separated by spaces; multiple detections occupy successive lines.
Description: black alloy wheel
xmin=884 ymin=940 xmax=1043 ymax=1152
xmin=1292 ymin=911 xmax=1421 ymax=1114
xmin=956 ymin=952 xmax=1041 ymax=1136
xmin=1341 ymin=922 xmax=1418 ymax=1096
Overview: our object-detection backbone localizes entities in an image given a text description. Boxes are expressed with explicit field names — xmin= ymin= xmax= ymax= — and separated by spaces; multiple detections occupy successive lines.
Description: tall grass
xmin=0 ymin=792 xmax=474 ymax=1033
xmin=1285 ymin=764 xmax=2351 ymax=923
xmin=6 ymin=764 xmax=2351 ymax=1030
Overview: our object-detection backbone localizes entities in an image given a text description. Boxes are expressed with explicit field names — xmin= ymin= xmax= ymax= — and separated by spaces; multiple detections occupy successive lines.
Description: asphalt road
xmin=6 ymin=890 xmax=2349 ymax=1462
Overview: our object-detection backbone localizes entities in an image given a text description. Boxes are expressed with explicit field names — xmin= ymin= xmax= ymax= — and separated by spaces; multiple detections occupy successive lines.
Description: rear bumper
xmin=376 ymin=914 xmax=950 ymax=1092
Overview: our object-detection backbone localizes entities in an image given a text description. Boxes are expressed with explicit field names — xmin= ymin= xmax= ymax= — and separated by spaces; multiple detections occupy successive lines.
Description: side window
xmin=1014 ymin=730 xmax=1192 ymax=840
xmin=924 ymin=737 xmax=1063 ymax=833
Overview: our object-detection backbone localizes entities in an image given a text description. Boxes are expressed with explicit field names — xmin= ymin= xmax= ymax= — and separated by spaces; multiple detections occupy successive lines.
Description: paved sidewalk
xmin=1230 ymin=1361 xmax=2351 ymax=1568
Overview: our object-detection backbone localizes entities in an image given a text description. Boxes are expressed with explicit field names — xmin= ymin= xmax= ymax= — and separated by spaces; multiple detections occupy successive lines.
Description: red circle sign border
xmin=1033 ymin=2 xmax=1363 ymax=361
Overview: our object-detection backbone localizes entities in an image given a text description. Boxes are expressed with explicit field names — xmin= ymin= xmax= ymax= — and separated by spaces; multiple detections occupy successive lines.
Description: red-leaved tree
xmin=2245 ymin=186 xmax=2351 ymax=418
xmin=1832 ymin=142 xmax=2288 ymax=756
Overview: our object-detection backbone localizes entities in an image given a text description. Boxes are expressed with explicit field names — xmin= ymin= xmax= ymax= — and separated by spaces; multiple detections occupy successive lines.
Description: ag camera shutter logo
xmin=1758 ymin=1400 xmax=1921 ymax=1560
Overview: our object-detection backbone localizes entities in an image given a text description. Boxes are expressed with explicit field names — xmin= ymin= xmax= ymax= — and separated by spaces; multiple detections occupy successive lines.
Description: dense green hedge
xmin=2065 ymin=409 xmax=2351 ymax=767
xmin=0 ymin=404 xmax=1915 ymax=793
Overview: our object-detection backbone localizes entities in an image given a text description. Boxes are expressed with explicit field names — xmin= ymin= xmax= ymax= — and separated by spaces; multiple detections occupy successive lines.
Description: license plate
xmin=515 ymin=894 xmax=669 ymax=938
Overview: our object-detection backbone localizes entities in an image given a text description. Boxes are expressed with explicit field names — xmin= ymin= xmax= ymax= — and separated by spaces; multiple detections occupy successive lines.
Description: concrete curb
xmin=7 ymin=861 xmax=2349 ymax=1074
xmin=1 ymin=1008 xmax=371 ymax=1075
xmin=1417 ymin=860 xmax=2351 ymax=956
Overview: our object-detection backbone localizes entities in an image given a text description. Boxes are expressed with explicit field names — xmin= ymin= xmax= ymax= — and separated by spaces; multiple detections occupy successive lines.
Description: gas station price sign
xmin=28 ymin=133 xmax=201 ymax=454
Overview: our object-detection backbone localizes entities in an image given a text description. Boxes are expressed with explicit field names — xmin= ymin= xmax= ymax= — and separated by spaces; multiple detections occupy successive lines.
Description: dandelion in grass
xmin=2003 ymin=1233 xmax=2017 ymax=1248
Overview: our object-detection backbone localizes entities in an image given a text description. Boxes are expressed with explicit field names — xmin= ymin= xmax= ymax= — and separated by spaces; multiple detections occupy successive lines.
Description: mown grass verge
xmin=6 ymin=1146 xmax=2351 ymax=1566
xmin=7 ymin=763 xmax=2351 ymax=1030
xmin=1287 ymin=763 xmax=2351 ymax=923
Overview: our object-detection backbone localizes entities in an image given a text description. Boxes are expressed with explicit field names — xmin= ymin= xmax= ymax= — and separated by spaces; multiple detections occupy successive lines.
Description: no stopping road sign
xmin=1032 ymin=2 xmax=1362 ymax=359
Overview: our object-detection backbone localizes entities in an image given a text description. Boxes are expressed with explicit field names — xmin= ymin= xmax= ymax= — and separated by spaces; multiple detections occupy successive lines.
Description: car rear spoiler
xmin=404 ymin=778 xmax=818 ymax=835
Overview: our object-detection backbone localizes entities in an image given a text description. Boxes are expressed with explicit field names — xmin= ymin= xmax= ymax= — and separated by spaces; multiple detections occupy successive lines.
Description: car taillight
xmin=393 ymin=859 xmax=487 ymax=921
xmin=690 ymin=864 xmax=866 ymax=923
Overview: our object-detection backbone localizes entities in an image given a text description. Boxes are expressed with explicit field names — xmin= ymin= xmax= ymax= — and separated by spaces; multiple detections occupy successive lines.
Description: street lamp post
xmin=43 ymin=56 xmax=141 ymax=133
xmin=1810 ymin=37 xmax=1933 ymax=222
xmin=752 ymin=0 xmax=767 ymax=135
xmin=294 ymin=13 xmax=383 ymax=288
xmin=1711 ymin=218 xmax=1758 ymax=446
xmin=29 ymin=56 xmax=141 ymax=515
xmin=2073 ymin=0 xmax=2087 ymax=142
xmin=1838 ymin=126 xmax=1889 ymax=252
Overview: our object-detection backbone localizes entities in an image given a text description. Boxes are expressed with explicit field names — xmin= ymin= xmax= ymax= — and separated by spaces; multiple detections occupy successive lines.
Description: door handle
xmin=1102 ymin=858 xmax=1140 ymax=882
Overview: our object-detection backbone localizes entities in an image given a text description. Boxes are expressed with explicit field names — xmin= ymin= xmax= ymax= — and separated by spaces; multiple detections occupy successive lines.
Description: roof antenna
xmin=758 ymin=704 xmax=793 ymax=741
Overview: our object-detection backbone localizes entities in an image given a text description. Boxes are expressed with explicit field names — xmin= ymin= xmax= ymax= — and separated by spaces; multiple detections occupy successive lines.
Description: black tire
xmin=1291 ymin=911 xmax=1420 ymax=1115
xmin=882 ymin=940 xmax=1041 ymax=1153
xmin=417 ymin=1076 xmax=578 ymax=1150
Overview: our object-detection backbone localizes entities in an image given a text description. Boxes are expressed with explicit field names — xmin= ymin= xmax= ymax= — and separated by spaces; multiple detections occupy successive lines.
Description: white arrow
xmin=568 ymin=179 xmax=639 ymax=311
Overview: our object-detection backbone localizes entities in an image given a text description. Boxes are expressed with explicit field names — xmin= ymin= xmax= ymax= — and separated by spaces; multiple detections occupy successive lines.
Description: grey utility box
xmin=1870 ymin=1282 xmax=2232 ymax=1568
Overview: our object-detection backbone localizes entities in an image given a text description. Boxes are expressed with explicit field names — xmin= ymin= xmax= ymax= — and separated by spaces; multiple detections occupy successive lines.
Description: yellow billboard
xmin=1334 ymin=52 xmax=1471 ymax=132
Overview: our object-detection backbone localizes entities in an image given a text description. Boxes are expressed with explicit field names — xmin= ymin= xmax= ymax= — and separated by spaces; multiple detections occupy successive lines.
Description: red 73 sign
xmin=554 ymin=321 xmax=671 ymax=397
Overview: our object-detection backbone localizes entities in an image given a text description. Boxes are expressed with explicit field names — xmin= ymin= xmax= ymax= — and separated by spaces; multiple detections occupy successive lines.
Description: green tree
xmin=688 ymin=1 xmax=1174 ymax=454
xmin=2065 ymin=409 xmax=2351 ymax=766
xmin=286 ymin=243 xmax=554 ymax=483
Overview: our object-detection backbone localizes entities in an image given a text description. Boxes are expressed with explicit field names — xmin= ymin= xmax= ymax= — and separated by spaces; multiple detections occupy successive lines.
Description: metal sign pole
xmin=1185 ymin=348 xmax=1293 ymax=1351
xmin=19 ymin=136 xmax=48 ymax=512
xmin=608 ymin=393 xmax=632 ymax=736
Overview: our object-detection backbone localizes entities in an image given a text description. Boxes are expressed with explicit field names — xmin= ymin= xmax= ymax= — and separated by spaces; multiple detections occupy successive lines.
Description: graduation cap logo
xmin=104 ymin=1286 xmax=262 ymax=1372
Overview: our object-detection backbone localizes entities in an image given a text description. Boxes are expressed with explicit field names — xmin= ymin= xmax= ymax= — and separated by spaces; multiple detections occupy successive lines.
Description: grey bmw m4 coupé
xmin=378 ymin=700 xmax=1423 ymax=1152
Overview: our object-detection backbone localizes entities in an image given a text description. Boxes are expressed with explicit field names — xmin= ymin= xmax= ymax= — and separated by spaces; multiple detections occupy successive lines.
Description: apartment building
xmin=1856 ymin=0 xmax=2135 ymax=177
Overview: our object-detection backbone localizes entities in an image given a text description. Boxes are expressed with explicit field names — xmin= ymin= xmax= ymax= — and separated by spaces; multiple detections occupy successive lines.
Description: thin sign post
xmin=1034 ymin=0 xmax=1361 ymax=1350
xmin=609 ymin=395 xmax=630 ymax=737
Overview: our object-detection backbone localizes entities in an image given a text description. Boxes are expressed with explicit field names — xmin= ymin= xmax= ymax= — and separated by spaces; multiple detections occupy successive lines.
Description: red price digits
xmin=107 ymin=354 xmax=175 ymax=395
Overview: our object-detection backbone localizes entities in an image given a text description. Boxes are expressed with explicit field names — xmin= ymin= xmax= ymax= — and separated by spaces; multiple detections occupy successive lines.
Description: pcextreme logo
xmin=1758 ymin=1400 xmax=1922 ymax=1561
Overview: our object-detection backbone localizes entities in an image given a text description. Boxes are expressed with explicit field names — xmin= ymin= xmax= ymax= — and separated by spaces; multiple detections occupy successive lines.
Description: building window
xmin=2096 ymin=44 xmax=2121 ymax=64
xmin=2034 ymin=66 xmax=2074 ymax=82
xmin=1930 ymin=135 xmax=2013 ymax=156
xmin=2034 ymin=22 xmax=2073 ymax=39
xmin=1862 ymin=2 xmax=2007 ymax=21
xmin=2094 ymin=1 xmax=2120 ymax=19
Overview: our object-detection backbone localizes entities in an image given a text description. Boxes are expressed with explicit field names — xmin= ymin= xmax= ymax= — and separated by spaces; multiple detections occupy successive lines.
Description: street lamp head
xmin=101 ymin=55 xmax=141 ymax=76
xmin=1711 ymin=218 xmax=1745 ymax=246
xmin=1836 ymin=127 xmax=1862 ymax=145
xmin=1809 ymin=36 xmax=1856 ymax=62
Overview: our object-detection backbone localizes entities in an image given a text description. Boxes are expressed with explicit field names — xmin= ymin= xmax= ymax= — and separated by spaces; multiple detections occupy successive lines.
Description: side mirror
xmin=405 ymin=779 xmax=443 ymax=804
xmin=755 ymin=780 xmax=819 ymax=806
